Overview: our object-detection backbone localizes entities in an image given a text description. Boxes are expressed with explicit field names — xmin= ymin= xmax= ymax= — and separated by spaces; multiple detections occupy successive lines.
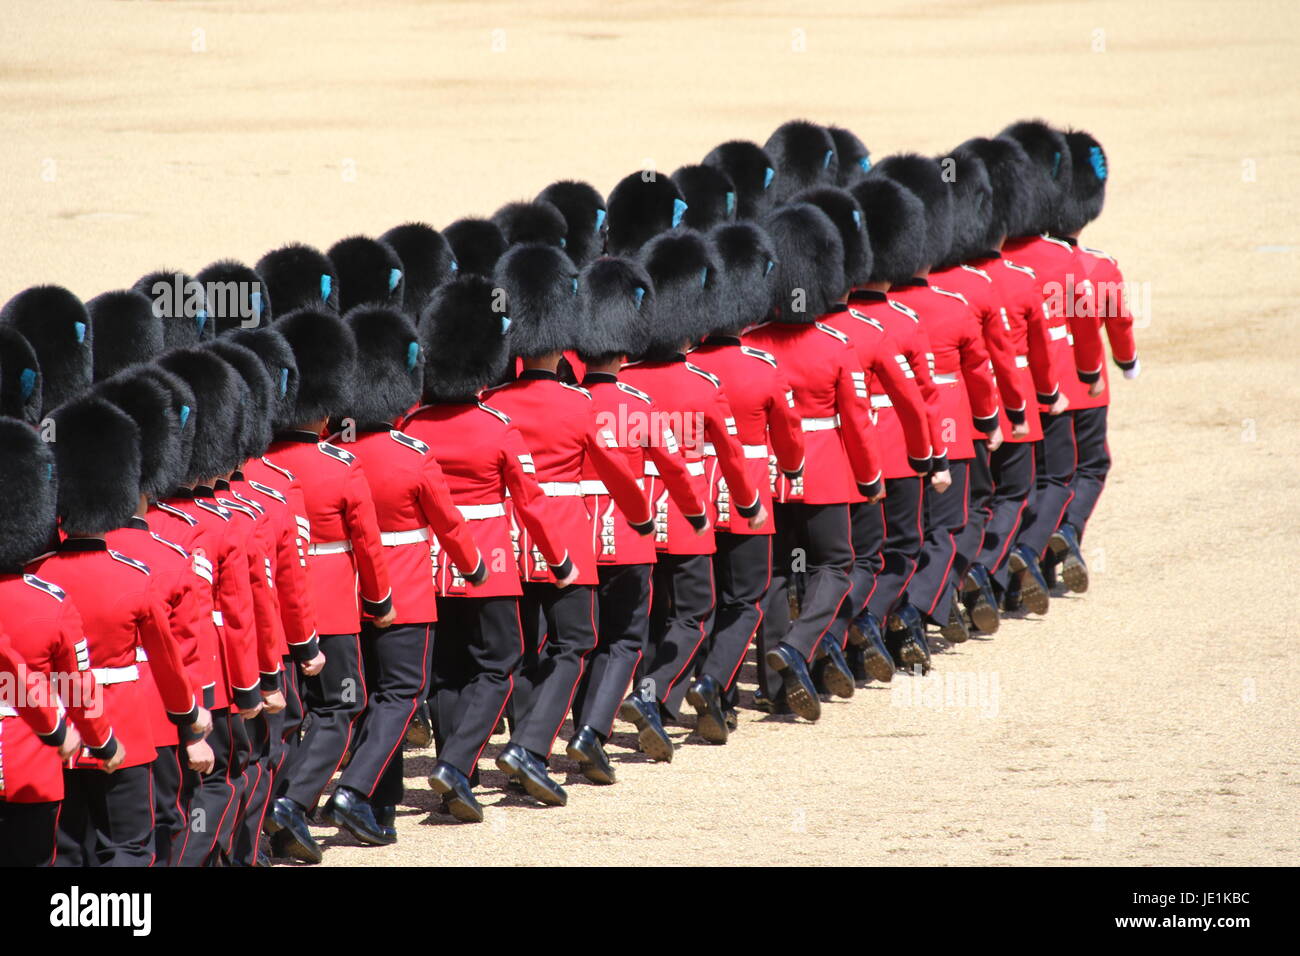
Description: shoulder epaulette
xmin=108 ymin=550 xmax=151 ymax=575
xmin=389 ymin=430 xmax=430 ymax=455
xmin=813 ymin=321 xmax=850 ymax=344
xmin=216 ymin=498 xmax=258 ymax=521
xmin=228 ymin=490 xmax=265 ymax=515
xmin=155 ymin=501 xmax=198 ymax=526
xmin=560 ymin=382 xmax=592 ymax=399
xmin=317 ymin=442 xmax=355 ymax=466
xmin=887 ymin=300 xmax=921 ymax=321
xmin=259 ymin=457 xmax=296 ymax=482
xmin=194 ymin=499 xmax=232 ymax=522
xmin=740 ymin=345 xmax=777 ymax=367
xmin=1002 ymin=259 xmax=1037 ymax=278
xmin=847 ymin=308 xmax=885 ymax=332
xmin=929 ymin=285 xmax=969 ymax=305
xmin=1041 ymin=234 xmax=1074 ymax=252
xmin=1081 ymin=245 xmax=1116 ymax=264
xmin=149 ymin=533 xmax=189 ymax=560
xmin=22 ymin=573 xmax=66 ymax=602
xmin=247 ymin=480 xmax=286 ymax=504
xmin=685 ymin=363 xmax=721 ymax=387
xmin=478 ymin=402 xmax=510 ymax=424
xmin=960 ymin=264 xmax=992 ymax=282
xmin=615 ymin=381 xmax=653 ymax=404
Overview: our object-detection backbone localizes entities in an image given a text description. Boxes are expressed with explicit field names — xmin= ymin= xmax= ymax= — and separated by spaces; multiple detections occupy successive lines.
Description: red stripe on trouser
xmin=363 ymin=624 xmax=432 ymax=798
xmin=802 ymin=505 xmax=856 ymax=662
xmin=145 ymin=773 xmax=156 ymax=867
xmin=924 ymin=534 xmax=958 ymax=617
xmin=609 ymin=651 xmax=643 ymax=738
xmin=663 ymin=561 xmax=715 ymax=693
xmin=468 ymin=603 xmax=527 ymax=770
xmin=544 ymin=589 xmax=599 ymax=757
xmin=605 ymin=572 xmax=653 ymax=737
xmin=724 ymin=543 xmax=771 ymax=688
xmin=310 ymin=634 xmax=366 ymax=809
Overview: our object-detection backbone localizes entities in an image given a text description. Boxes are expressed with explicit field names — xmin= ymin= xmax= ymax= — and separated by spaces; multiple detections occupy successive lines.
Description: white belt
xmin=0 ymin=705 xmax=16 ymax=717
xmin=212 ymin=610 xmax=224 ymax=626
xmin=644 ymin=460 xmax=705 ymax=478
xmin=801 ymin=416 xmax=840 ymax=432
xmin=870 ymin=394 xmax=893 ymax=409
xmin=702 ymin=442 xmax=769 ymax=459
xmin=1015 ymin=355 xmax=1029 ymax=368
xmin=580 ymin=480 xmax=608 ymax=495
xmin=92 ymin=664 xmax=139 ymax=685
xmin=135 ymin=646 xmax=149 ymax=663
xmin=308 ymin=540 xmax=353 ymax=556
xmin=458 ymin=502 xmax=506 ymax=520
xmin=539 ymin=481 xmax=583 ymax=497
xmin=932 ymin=373 xmax=959 ymax=385
xmin=1048 ymin=325 xmax=1069 ymax=341
xmin=381 ymin=528 xmax=430 ymax=546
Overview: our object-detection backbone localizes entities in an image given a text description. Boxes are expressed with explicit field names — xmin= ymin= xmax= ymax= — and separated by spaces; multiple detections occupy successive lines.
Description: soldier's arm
xmin=703 ymin=388 xmax=763 ymax=521
xmin=49 ymin=601 xmax=116 ymax=755
xmin=764 ymin=365 xmax=806 ymax=478
xmin=584 ymin=417 xmax=654 ymax=532
xmin=500 ymin=426 xmax=572 ymax=577
xmin=834 ymin=347 xmax=884 ymax=499
xmin=343 ymin=462 xmax=393 ymax=620
xmin=278 ymin=485 xmax=320 ymax=664
xmin=873 ymin=334 xmax=933 ymax=474
xmin=416 ymin=453 xmax=486 ymax=585
xmin=642 ymin=403 xmax=707 ymax=524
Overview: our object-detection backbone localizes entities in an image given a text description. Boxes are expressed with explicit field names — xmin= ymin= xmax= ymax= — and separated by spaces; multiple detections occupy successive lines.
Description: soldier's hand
xmin=190 ymin=706 xmax=213 ymax=740
xmin=1049 ymin=393 xmax=1070 ymax=416
xmin=187 ymin=739 xmax=215 ymax=775
xmin=931 ymin=469 xmax=953 ymax=494
xmin=986 ymin=425 xmax=1004 ymax=452
xmin=373 ymin=608 xmax=397 ymax=630
xmin=57 ymin=726 xmax=82 ymax=761
xmin=747 ymin=503 xmax=770 ymax=531
xmin=262 ymin=689 xmax=286 ymax=714
xmin=239 ymin=701 xmax=264 ymax=720
xmin=1012 ymin=420 xmax=1030 ymax=439
xmin=866 ymin=488 xmax=887 ymax=504
xmin=301 ymin=652 xmax=326 ymax=677
xmin=1122 ymin=358 xmax=1141 ymax=380
xmin=555 ymin=564 xmax=580 ymax=589
xmin=1088 ymin=377 xmax=1106 ymax=397
xmin=103 ymin=741 xmax=127 ymax=774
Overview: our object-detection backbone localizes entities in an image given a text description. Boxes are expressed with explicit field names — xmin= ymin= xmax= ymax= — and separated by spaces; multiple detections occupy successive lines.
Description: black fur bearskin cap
xmin=87 ymin=289 xmax=163 ymax=382
xmin=760 ymin=203 xmax=845 ymax=321
xmin=50 ymin=395 xmax=141 ymax=536
xmin=637 ymin=228 xmax=720 ymax=357
xmin=92 ymin=369 xmax=182 ymax=502
xmin=702 ymin=139 xmax=777 ymax=221
xmin=0 ymin=325 xmax=43 ymax=425
xmin=606 ymin=171 xmax=688 ymax=257
xmin=792 ymin=185 xmax=873 ymax=288
xmin=764 ymin=120 xmax=838 ymax=204
xmin=0 ymin=416 xmax=57 ymax=570
xmin=671 ymin=164 xmax=738 ymax=231
xmin=273 ymin=308 xmax=357 ymax=428
xmin=867 ymin=153 xmax=953 ymax=272
xmin=328 ymin=235 xmax=405 ymax=314
xmin=227 ymin=326 xmax=300 ymax=432
xmin=0 ymin=284 xmax=93 ymax=417
xmin=207 ymin=339 xmax=275 ymax=461
xmin=341 ymin=306 xmax=423 ymax=425
xmin=536 ymin=180 xmax=607 ymax=267
xmin=443 ymin=218 xmax=508 ymax=278
xmin=132 ymin=270 xmax=213 ymax=347
xmin=255 ymin=243 xmax=340 ymax=316
xmin=997 ymin=119 xmax=1074 ymax=237
xmin=196 ymin=259 xmax=272 ymax=335
xmin=155 ymin=347 xmax=245 ymax=482
xmin=380 ymin=222 xmax=459 ymax=318
xmin=850 ymin=177 xmax=929 ymax=286
xmin=706 ymin=221 xmax=777 ymax=336
xmin=495 ymin=243 xmax=581 ymax=359
xmin=575 ymin=256 xmax=654 ymax=364
xmin=418 ymin=273 xmax=511 ymax=404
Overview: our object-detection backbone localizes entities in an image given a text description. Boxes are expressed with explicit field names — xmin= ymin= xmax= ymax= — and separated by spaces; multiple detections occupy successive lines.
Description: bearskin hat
xmin=0 ymin=285 xmax=93 ymax=417
xmin=132 ymin=364 xmax=196 ymax=489
xmin=953 ymin=136 xmax=1048 ymax=244
xmin=637 ymin=228 xmax=719 ymax=357
xmin=380 ymin=222 xmax=459 ymax=318
xmin=132 ymin=270 xmax=213 ymax=347
xmin=764 ymin=120 xmax=838 ymax=204
xmin=606 ymin=172 xmax=687 ymax=256
xmin=156 ymin=347 xmax=244 ymax=483
xmin=328 ymin=236 xmax=405 ymax=314
xmin=828 ymin=126 xmax=872 ymax=187
xmin=419 ymin=274 xmax=511 ymax=403
xmin=0 ymin=325 xmax=43 ymax=425
xmin=494 ymin=243 xmax=581 ymax=359
xmin=935 ymin=146 xmax=994 ymax=268
xmin=850 ymin=177 xmax=929 ymax=286
xmin=196 ymin=259 xmax=271 ymax=335
xmin=576 ymin=256 xmax=654 ymax=364
xmin=92 ymin=369 xmax=181 ymax=502
xmin=273 ymin=308 xmax=356 ymax=427
xmin=207 ymin=339 xmax=275 ymax=461
xmin=443 ymin=218 xmax=508 ymax=278
xmin=792 ymin=186 xmax=873 ymax=288
xmin=255 ymin=243 xmax=340 ymax=315
xmin=341 ymin=306 xmax=423 ymax=425
xmin=87 ymin=289 xmax=161 ymax=382
xmin=671 ymin=164 xmax=737 ymax=231
xmin=50 ymin=395 xmax=140 ymax=536
xmin=760 ymin=203 xmax=844 ymax=321
xmin=493 ymin=200 xmax=568 ymax=250
xmin=536 ymin=180 xmax=607 ymax=267
xmin=868 ymin=153 xmax=953 ymax=272
xmin=707 ymin=221 xmax=777 ymax=336
xmin=702 ymin=140 xmax=776 ymax=221
xmin=0 ymin=417 xmax=57 ymax=569
xmin=227 ymin=326 xmax=299 ymax=431
xmin=997 ymin=119 xmax=1074 ymax=236
xmin=1059 ymin=128 xmax=1108 ymax=235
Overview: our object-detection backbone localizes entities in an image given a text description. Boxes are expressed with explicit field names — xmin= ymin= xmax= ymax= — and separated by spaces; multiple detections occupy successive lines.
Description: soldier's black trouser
xmin=278 ymin=633 xmax=365 ymax=811
xmin=0 ymin=800 xmax=59 ymax=866
xmin=642 ymin=554 xmax=715 ymax=719
xmin=173 ymin=706 xmax=236 ymax=867
xmin=979 ymin=440 xmax=1036 ymax=591
xmin=574 ymin=563 xmax=652 ymax=738
xmin=1064 ymin=406 xmax=1110 ymax=539
xmin=866 ymin=476 xmax=926 ymax=621
xmin=701 ymin=533 xmax=771 ymax=691
xmin=56 ymin=765 xmax=154 ymax=867
xmin=908 ymin=459 xmax=970 ymax=623
xmin=151 ymin=743 xmax=183 ymax=866
xmin=511 ymin=583 xmax=598 ymax=759
xmin=823 ymin=502 xmax=884 ymax=651
xmin=1017 ymin=410 xmax=1077 ymax=559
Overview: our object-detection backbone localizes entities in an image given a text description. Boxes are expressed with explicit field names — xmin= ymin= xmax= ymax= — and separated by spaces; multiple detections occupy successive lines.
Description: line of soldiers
xmin=0 ymin=117 xmax=1138 ymax=866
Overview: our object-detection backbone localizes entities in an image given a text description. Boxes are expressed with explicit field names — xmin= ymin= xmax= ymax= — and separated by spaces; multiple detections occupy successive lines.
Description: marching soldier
xmin=255 ymin=243 xmax=341 ymax=316
xmin=132 ymin=270 xmax=214 ymax=349
xmin=763 ymin=120 xmax=839 ymax=204
xmin=380 ymin=222 xmax=461 ymax=318
xmin=0 ymin=284 xmax=94 ymax=416
xmin=536 ymin=180 xmax=609 ymax=267
xmin=702 ymin=139 xmax=778 ymax=222
xmin=328 ymin=235 xmax=407 ymax=314
xmin=442 ymin=217 xmax=509 ymax=278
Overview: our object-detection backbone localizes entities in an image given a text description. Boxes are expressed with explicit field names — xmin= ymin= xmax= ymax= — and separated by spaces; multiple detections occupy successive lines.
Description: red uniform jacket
xmin=262 ymin=432 xmax=392 ymax=635
xmin=328 ymin=427 xmax=484 ymax=623
xmin=580 ymin=373 xmax=706 ymax=564
xmin=1002 ymin=235 xmax=1089 ymax=413
xmin=620 ymin=354 xmax=764 ymax=554
xmin=888 ymin=279 xmax=1001 ymax=461
xmin=483 ymin=370 xmax=654 ymax=585
xmin=241 ymin=458 xmax=319 ymax=664
xmin=741 ymin=321 xmax=884 ymax=504
xmin=1071 ymin=246 xmax=1138 ymax=410
xmin=211 ymin=485 xmax=281 ymax=691
xmin=846 ymin=290 xmax=950 ymax=471
xmin=986 ymin=256 xmax=1062 ymax=443
xmin=400 ymin=402 xmax=571 ymax=597
xmin=821 ymin=304 xmax=933 ymax=481
xmin=28 ymin=539 xmax=199 ymax=771
xmin=106 ymin=520 xmax=212 ymax=748
xmin=686 ymin=336 xmax=806 ymax=535
xmin=0 ymin=576 xmax=116 ymax=802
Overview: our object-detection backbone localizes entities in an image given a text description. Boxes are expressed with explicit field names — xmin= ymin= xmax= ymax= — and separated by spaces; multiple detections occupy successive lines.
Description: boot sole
xmin=863 ymin=648 xmax=895 ymax=683
xmin=818 ymin=652 xmax=856 ymax=699
xmin=940 ymin=620 xmax=970 ymax=644
xmin=617 ymin=699 xmax=675 ymax=762
xmin=764 ymin=650 xmax=821 ymax=722
xmin=270 ymin=828 xmax=322 ymax=865
xmin=685 ymin=686 xmax=729 ymax=745
xmin=968 ymin=595 xmax=1000 ymax=634
xmin=427 ymin=774 xmax=485 ymax=822
xmin=1049 ymin=533 xmax=1090 ymax=593
xmin=1008 ymin=553 xmax=1050 ymax=615
xmin=405 ymin=723 xmax=433 ymax=749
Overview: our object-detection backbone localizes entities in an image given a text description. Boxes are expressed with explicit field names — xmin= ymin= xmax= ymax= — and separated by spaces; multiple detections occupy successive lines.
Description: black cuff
xmin=232 ymin=687 xmax=262 ymax=713
xmin=464 ymin=556 xmax=489 ymax=586
xmin=1115 ymin=356 xmax=1138 ymax=371
xmin=37 ymin=715 xmax=69 ymax=749
xmin=179 ymin=723 xmax=205 ymax=746
xmin=629 ymin=518 xmax=655 ymax=537
xmin=260 ymin=670 xmax=283 ymax=693
xmin=1006 ymin=406 xmax=1026 ymax=426
xmin=857 ymin=479 xmax=884 ymax=499
xmin=88 ymin=733 xmax=119 ymax=762
xmin=1077 ymin=367 xmax=1102 ymax=385
xmin=781 ymin=466 xmax=804 ymax=481
xmin=361 ymin=592 xmax=393 ymax=619
xmin=289 ymin=635 xmax=320 ymax=664
xmin=932 ymin=454 xmax=949 ymax=474
xmin=734 ymin=494 xmax=762 ymax=520
xmin=973 ymin=413 xmax=1000 ymax=435
xmin=168 ymin=704 xmax=200 ymax=728
xmin=685 ymin=512 xmax=709 ymax=532
xmin=907 ymin=455 xmax=932 ymax=474
xmin=549 ymin=556 xmax=574 ymax=580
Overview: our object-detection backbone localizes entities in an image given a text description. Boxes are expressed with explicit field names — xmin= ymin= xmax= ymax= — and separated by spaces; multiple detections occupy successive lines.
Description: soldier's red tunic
xmin=400 ymin=402 xmax=570 ymax=597
xmin=1002 ymin=235 xmax=1087 ymax=413
xmin=211 ymin=486 xmax=282 ymax=691
xmin=1071 ymin=246 xmax=1138 ymax=410
xmin=483 ymin=370 xmax=653 ymax=585
xmin=620 ymin=355 xmax=764 ymax=554
xmin=740 ymin=321 xmax=884 ymax=503
xmin=985 ymin=255 xmax=1062 ymax=442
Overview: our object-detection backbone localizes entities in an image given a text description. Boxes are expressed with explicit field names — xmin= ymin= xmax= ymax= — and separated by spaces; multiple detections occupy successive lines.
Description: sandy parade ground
xmin=2 ymin=0 xmax=1297 ymax=867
